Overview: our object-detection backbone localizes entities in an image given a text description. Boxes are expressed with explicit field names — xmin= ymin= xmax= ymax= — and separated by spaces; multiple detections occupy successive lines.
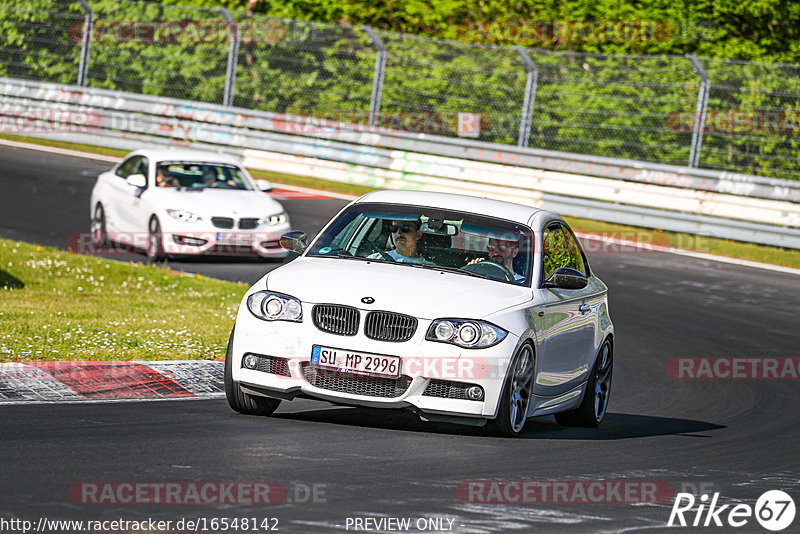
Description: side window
xmin=132 ymin=157 xmax=149 ymax=179
xmin=562 ymin=226 xmax=589 ymax=277
xmin=114 ymin=157 xmax=137 ymax=178
xmin=542 ymin=224 xmax=571 ymax=282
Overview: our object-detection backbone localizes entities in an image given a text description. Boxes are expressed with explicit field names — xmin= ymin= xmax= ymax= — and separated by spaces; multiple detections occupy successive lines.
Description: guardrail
xmin=2 ymin=76 xmax=799 ymax=249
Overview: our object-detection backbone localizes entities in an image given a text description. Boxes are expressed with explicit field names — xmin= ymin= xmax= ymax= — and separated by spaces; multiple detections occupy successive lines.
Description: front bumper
xmin=231 ymin=301 xmax=519 ymax=420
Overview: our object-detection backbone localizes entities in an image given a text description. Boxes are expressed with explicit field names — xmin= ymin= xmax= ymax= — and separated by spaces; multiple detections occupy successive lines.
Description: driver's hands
xmin=467 ymin=257 xmax=486 ymax=266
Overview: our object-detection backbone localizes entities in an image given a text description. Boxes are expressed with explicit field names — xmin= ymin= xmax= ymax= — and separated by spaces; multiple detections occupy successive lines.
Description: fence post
xmin=362 ymin=26 xmax=386 ymax=129
xmin=77 ymin=0 xmax=93 ymax=86
xmin=514 ymin=46 xmax=537 ymax=148
xmin=687 ymin=55 xmax=710 ymax=168
xmin=218 ymin=8 xmax=239 ymax=107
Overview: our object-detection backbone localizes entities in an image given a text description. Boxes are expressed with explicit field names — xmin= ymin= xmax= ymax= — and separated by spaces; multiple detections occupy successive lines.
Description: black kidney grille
xmin=364 ymin=311 xmax=417 ymax=341
xmin=365 ymin=311 xmax=417 ymax=342
xmin=211 ymin=217 xmax=234 ymax=229
xmin=312 ymin=305 xmax=360 ymax=336
xmin=239 ymin=218 xmax=259 ymax=230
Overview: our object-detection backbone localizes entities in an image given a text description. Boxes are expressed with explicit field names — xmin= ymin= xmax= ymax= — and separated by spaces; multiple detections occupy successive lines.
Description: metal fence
xmin=1 ymin=0 xmax=799 ymax=180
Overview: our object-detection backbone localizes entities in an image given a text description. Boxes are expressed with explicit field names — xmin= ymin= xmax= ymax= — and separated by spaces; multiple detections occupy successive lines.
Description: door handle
xmin=578 ymin=303 xmax=590 ymax=314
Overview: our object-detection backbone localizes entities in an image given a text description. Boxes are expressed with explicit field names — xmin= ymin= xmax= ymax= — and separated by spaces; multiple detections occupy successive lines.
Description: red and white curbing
xmin=0 ymin=360 xmax=224 ymax=403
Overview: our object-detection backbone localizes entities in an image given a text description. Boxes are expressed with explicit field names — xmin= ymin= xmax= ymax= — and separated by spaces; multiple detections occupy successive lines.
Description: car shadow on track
xmin=519 ymin=413 xmax=726 ymax=440
xmin=274 ymin=407 xmax=725 ymax=439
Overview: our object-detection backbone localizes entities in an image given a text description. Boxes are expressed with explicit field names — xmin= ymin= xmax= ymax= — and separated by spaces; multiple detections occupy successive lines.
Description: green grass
xmin=3 ymin=134 xmax=798 ymax=269
xmin=249 ymin=168 xmax=375 ymax=197
xmin=0 ymin=239 xmax=246 ymax=362
xmin=0 ymin=133 xmax=129 ymax=158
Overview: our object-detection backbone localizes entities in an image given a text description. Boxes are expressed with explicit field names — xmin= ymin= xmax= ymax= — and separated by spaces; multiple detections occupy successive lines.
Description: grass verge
xmin=563 ymin=217 xmax=800 ymax=269
xmin=0 ymin=132 xmax=129 ymax=158
xmin=0 ymin=238 xmax=246 ymax=362
xmin=2 ymin=134 xmax=798 ymax=269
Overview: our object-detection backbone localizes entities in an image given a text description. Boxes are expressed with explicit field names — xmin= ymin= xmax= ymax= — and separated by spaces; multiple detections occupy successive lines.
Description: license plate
xmin=216 ymin=232 xmax=251 ymax=245
xmin=310 ymin=345 xmax=401 ymax=378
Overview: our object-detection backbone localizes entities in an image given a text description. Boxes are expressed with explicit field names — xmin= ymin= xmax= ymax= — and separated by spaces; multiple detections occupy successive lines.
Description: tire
xmin=91 ymin=203 xmax=109 ymax=249
xmin=486 ymin=343 xmax=534 ymax=437
xmin=146 ymin=216 xmax=165 ymax=262
xmin=224 ymin=328 xmax=281 ymax=416
xmin=555 ymin=339 xmax=613 ymax=428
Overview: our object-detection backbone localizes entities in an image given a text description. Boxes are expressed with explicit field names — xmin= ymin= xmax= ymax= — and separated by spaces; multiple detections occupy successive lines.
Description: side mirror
xmin=280 ymin=231 xmax=308 ymax=253
xmin=255 ymin=179 xmax=273 ymax=192
xmin=544 ymin=267 xmax=588 ymax=290
xmin=126 ymin=173 xmax=147 ymax=188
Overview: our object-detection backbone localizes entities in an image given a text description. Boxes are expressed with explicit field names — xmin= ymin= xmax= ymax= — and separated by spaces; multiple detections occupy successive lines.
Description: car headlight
xmin=166 ymin=209 xmax=201 ymax=223
xmin=265 ymin=212 xmax=288 ymax=225
xmin=426 ymin=319 xmax=507 ymax=348
xmin=247 ymin=291 xmax=302 ymax=322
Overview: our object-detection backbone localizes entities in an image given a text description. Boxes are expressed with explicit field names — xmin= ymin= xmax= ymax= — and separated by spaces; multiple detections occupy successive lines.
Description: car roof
xmin=125 ymin=148 xmax=242 ymax=166
xmin=354 ymin=190 xmax=545 ymax=226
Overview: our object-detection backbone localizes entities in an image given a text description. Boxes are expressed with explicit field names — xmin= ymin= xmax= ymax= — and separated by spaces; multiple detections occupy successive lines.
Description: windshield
xmin=307 ymin=203 xmax=533 ymax=285
xmin=155 ymin=162 xmax=253 ymax=190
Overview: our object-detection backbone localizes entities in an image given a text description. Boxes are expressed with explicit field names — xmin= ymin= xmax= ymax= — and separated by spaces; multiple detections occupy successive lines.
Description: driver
xmin=368 ymin=220 xmax=433 ymax=264
xmin=202 ymin=167 xmax=237 ymax=188
xmin=468 ymin=232 xmax=525 ymax=281
xmin=201 ymin=169 xmax=217 ymax=187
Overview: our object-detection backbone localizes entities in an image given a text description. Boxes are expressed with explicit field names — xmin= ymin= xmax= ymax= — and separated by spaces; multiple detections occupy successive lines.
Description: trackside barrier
xmin=1 ymin=77 xmax=799 ymax=249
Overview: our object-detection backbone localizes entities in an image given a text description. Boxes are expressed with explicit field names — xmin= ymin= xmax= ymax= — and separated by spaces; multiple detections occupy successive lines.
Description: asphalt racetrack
xmin=1 ymin=144 xmax=799 ymax=533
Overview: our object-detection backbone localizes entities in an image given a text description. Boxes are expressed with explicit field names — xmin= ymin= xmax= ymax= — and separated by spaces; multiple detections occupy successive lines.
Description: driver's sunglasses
xmin=389 ymin=223 xmax=415 ymax=234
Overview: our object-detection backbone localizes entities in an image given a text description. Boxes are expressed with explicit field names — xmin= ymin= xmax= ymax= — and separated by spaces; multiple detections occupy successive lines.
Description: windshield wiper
xmin=317 ymin=253 xmax=392 ymax=264
xmin=416 ymin=264 xmax=491 ymax=280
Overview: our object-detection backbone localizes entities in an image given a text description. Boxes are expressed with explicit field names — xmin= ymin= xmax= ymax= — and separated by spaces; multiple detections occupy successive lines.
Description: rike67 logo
xmin=668 ymin=490 xmax=796 ymax=531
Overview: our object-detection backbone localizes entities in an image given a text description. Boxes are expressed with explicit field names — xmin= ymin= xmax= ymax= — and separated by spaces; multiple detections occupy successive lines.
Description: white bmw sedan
xmin=89 ymin=149 xmax=290 ymax=260
xmin=226 ymin=190 xmax=613 ymax=437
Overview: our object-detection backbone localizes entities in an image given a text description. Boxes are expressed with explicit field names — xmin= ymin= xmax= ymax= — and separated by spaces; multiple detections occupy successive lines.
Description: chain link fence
xmin=378 ymin=32 xmax=527 ymax=144
xmin=1 ymin=0 xmax=799 ymax=180
xmin=699 ymin=58 xmax=800 ymax=180
xmin=526 ymin=50 xmax=700 ymax=167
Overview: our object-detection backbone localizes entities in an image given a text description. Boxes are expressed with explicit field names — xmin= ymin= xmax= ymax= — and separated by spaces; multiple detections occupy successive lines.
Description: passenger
xmin=368 ymin=220 xmax=434 ymax=264
xmin=469 ymin=233 xmax=525 ymax=281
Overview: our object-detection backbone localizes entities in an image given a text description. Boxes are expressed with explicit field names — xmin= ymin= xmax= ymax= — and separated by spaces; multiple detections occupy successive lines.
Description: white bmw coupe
xmin=89 ymin=149 xmax=290 ymax=260
xmin=226 ymin=190 xmax=613 ymax=437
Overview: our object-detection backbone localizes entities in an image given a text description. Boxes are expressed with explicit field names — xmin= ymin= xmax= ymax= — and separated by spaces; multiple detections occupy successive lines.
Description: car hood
xmin=150 ymin=189 xmax=283 ymax=218
xmin=264 ymin=257 xmax=532 ymax=320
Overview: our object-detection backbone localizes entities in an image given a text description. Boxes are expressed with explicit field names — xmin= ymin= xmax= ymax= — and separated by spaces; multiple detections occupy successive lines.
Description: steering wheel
xmin=364 ymin=241 xmax=395 ymax=262
xmin=460 ymin=260 xmax=515 ymax=282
